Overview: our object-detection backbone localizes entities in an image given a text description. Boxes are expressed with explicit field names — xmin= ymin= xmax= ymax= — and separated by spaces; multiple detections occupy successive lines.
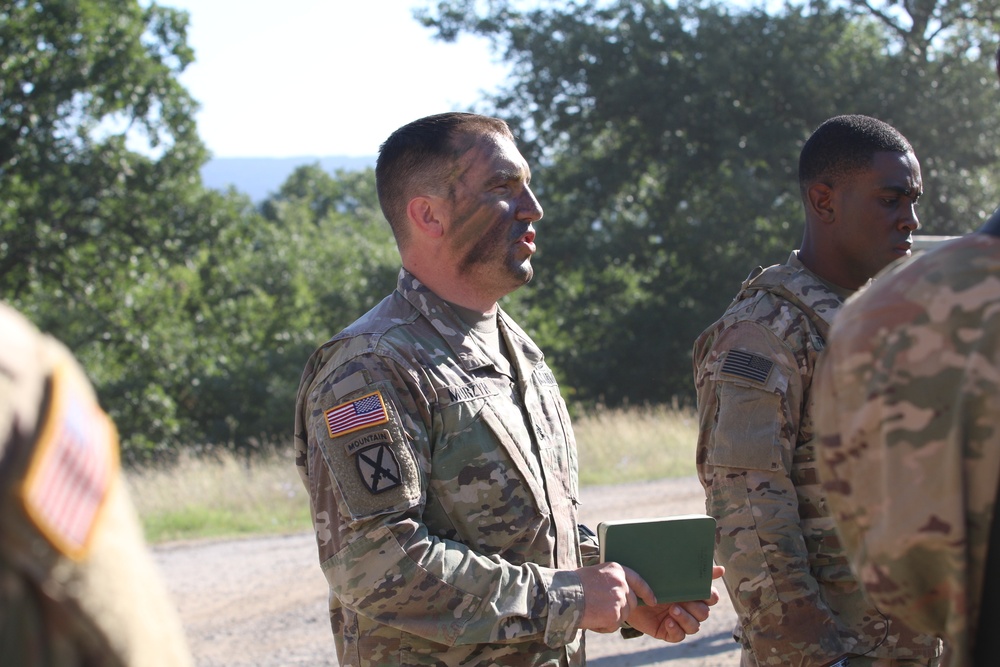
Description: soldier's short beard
xmin=458 ymin=221 xmax=532 ymax=287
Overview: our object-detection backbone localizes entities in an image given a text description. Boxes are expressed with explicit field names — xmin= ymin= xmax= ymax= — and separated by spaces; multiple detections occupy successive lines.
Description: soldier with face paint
xmin=693 ymin=115 xmax=942 ymax=667
xmin=293 ymin=112 xmax=722 ymax=667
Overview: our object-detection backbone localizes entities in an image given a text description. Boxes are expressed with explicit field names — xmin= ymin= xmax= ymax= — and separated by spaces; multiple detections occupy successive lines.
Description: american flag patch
xmin=721 ymin=349 xmax=774 ymax=384
xmin=20 ymin=365 xmax=118 ymax=561
xmin=325 ymin=391 xmax=389 ymax=439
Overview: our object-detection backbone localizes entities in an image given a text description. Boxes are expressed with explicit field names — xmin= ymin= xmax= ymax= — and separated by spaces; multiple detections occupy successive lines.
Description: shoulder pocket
xmin=709 ymin=380 xmax=784 ymax=471
xmin=312 ymin=383 xmax=421 ymax=521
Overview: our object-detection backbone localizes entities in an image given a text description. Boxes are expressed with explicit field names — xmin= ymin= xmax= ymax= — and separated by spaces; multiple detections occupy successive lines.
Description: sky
xmin=159 ymin=0 xmax=511 ymax=159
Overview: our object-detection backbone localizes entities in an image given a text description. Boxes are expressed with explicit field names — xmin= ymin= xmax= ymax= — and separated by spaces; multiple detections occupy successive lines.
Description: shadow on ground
xmin=588 ymin=628 xmax=739 ymax=667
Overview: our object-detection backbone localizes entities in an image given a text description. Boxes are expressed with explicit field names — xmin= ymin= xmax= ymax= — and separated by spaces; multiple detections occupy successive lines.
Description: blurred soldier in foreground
xmin=694 ymin=114 xmax=942 ymax=666
xmin=0 ymin=302 xmax=192 ymax=666
xmin=294 ymin=112 xmax=721 ymax=666
xmin=814 ymin=49 xmax=1000 ymax=667
xmin=814 ymin=203 xmax=1000 ymax=667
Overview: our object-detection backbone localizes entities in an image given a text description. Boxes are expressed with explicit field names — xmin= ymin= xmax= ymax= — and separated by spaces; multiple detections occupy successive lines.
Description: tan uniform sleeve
xmin=814 ymin=256 xmax=1000 ymax=659
xmin=0 ymin=303 xmax=192 ymax=667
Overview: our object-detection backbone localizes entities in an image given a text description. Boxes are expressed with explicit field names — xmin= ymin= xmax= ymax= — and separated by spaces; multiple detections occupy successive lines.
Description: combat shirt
xmin=693 ymin=252 xmax=939 ymax=666
xmin=294 ymin=269 xmax=590 ymax=667
xmin=814 ymin=233 xmax=1000 ymax=667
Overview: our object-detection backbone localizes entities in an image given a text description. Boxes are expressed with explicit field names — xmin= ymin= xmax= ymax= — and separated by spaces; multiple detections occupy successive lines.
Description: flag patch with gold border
xmin=19 ymin=364 xmax=118 ymax=560
xmin=325 ymin=391 xmax=389 ymax=439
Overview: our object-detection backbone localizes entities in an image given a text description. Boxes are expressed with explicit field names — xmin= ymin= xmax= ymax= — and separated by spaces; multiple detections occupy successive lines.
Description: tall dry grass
xmin=126 ymin=405 xmax=699 ymax=544
xmin=125 ymin=448 xmax=311 ymax=544
xmin=574 ymin=404 xmax=698 ymax=485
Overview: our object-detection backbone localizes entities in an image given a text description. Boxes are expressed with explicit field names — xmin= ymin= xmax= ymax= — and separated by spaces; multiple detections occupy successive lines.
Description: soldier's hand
xmin=627 ymin=565 xmax=724 ymax=642
xmin=575 ymin=563 xmax=655 ymax=633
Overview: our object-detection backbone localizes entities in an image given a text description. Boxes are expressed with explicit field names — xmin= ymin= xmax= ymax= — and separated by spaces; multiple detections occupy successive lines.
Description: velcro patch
xmin=19 ymin=364 xmax=118 ymax=560
xmin=355 ymin=444 xmax=402 ymax=494
xmin=720 ymin=350 xmax=774 ymax=384
xmin=325 ymin=391 xmax=389 ymax=439
xmin=345 ymin=429 xmax=393 ymax=455
xmin=313 ymin=383 xmax=420 ymax=519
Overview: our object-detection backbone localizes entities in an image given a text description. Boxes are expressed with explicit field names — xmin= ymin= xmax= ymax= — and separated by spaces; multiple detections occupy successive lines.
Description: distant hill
xmin=201 ymin=155 xmax=376 ymax=203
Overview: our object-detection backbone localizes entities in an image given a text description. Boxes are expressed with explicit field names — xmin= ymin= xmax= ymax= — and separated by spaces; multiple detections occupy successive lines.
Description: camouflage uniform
xmin=693 ymin=252 xmax=941 ymax=666
xmin=294 ymin=269 xmax=594 ymax=666
xmin=0 ymin=302 xmax=192 ymax=667
xmin=814 ymin=232 xmax=1000 ymax=666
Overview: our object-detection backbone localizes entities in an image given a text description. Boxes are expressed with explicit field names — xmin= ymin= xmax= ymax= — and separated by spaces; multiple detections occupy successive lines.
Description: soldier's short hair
xmin=798 ymin=115 xmax=912 ymax=195
xmin=376 ymin=112 xmax=514 ymax=245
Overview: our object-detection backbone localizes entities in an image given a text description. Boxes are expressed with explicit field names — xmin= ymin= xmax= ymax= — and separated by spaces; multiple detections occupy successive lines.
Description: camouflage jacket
xmin=814 ymin=233 xmax=1000 ymax=667
xmin=693 ymin=252 xmax=940 ymax=666
xmin=0 ymin=303 xmax=192 ymax=667
xmin=294 ymin=269 xmax=591 ymax=667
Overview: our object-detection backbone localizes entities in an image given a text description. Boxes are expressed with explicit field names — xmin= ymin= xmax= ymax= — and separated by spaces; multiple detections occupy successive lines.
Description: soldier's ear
xmin=406 ymin=195 xmax=447 ymax=239
xmin=806 ymin=182 xmax=836 ymax=224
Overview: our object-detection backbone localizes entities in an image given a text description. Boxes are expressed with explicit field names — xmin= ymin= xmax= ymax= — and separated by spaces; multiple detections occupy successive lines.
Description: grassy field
xmin=126 ymin=404 xmax=699 ymax=544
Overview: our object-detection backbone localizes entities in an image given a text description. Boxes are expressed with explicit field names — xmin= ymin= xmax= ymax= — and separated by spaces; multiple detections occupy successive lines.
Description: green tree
xmin=260 ymin=165 xmax=399 ymax=337
xmin=81 ymin=164 xmax=396 ymax=459
xmin=848 ymin=0 xmax=999 ymax=58
xmin=1 ymin=0 xmax=209 ymax=299
xmin=234 ymin=165 xmax=399 ymax=443
xmin=0 ymin=2 xmax=402 ymax=458
xmin=420 ymin=0 xmax=1000 ymax=405
xmin=1 ymin=1 xmax=240 ymax=457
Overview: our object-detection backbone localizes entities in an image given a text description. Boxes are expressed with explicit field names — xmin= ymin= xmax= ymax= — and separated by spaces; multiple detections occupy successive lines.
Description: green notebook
xmin=598 ymin=514 xmax=717 ymax=604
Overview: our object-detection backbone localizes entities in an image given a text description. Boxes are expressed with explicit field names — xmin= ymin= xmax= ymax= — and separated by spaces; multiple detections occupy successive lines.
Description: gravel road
xmin=155 ymin=475 xmax=741 ymax=666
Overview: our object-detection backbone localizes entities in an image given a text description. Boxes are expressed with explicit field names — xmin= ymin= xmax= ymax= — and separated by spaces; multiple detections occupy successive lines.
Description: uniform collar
xmin=395 ymin=268 xmax=543 ymax=372
xmin=787 ymin=250 xmax=858 ymax=301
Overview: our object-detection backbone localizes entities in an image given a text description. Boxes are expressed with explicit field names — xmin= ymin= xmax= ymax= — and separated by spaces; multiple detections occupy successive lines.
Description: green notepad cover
xmin=598 ymin=514 xmax=717 ymax=604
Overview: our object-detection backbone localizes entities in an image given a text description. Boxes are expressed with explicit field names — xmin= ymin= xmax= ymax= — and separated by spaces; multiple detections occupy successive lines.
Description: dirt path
xmin=154 ymin=476 xmax=741 ymax=666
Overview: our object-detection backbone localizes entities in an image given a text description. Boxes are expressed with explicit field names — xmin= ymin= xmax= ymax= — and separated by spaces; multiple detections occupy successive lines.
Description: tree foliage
xmin=420 ymin=0 xmax=1000 ymax=405
xmin=0 ymin=0 xmax=209 ymax=298
xmin=1 ymin=0 xmax=220 ymax=457
xmin=4 ymin=0 xmax=999 ymax=458
xmin=153 ymin=168 xmax=396 ymax=455
xmin=0 ymin=1 xmax=399 ymax=460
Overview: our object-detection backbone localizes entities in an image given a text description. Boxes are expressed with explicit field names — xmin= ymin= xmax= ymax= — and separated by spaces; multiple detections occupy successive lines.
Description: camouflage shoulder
xmin=301 ymin=359 xmax=422 ymax=521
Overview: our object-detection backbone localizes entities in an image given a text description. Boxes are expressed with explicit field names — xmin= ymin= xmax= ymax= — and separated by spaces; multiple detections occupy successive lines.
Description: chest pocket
xmin=531 ymin=379 xmax=580 ymax=503
xmin=425 ymin=384 xmax=548 ymax=557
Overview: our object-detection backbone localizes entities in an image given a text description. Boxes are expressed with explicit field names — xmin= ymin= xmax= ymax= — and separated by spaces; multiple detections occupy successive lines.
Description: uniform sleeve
xmin=296 ymin=351 xmax=584 ymax=649
xmin=814 ymin=306 xmax=994 ymax=656
xmin=0 ymin=308 xmax=193 ymax=667
xmin=578 ymin=524 xmax=600 ymax=567
xmin=695 ymin=321 xmax=846 ymax=662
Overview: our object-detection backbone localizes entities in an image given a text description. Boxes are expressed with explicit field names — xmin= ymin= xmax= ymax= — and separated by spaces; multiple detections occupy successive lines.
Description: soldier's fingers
xmin=622 ymin=588 xmax=638 ymax=624
xmin=668 ymin=604 xmax=702 ymax=635
xmin=622 ymin=566 xmax=657 ymax=606
xmin=674 ymin=600 xmax=711 ymax=623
